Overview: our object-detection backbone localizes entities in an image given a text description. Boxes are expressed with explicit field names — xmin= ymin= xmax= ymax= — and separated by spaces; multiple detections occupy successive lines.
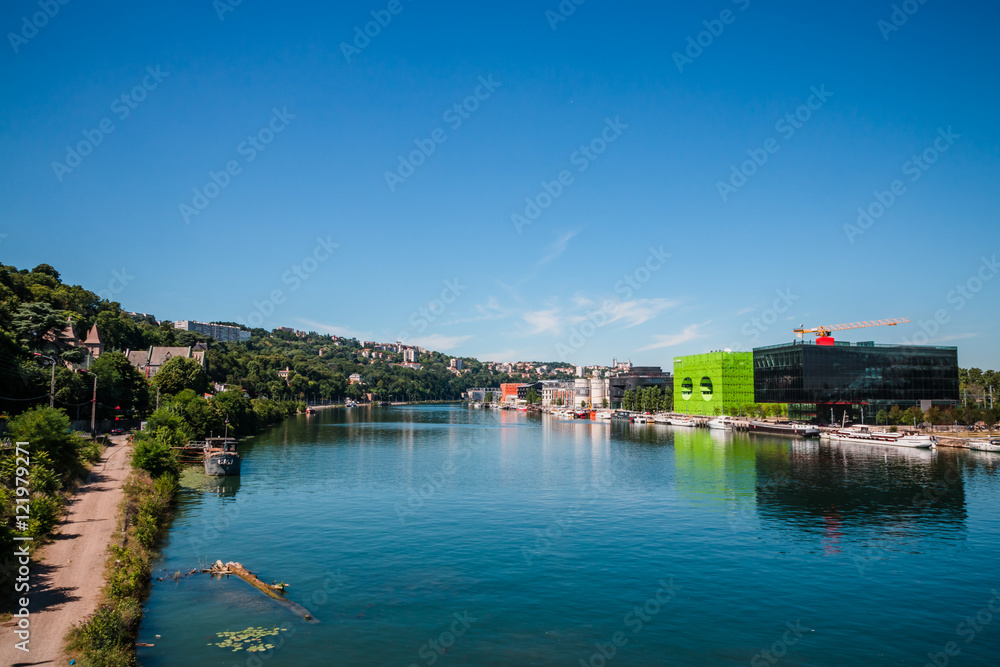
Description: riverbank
xmin=0 ymin=435 xmax=131 ymax=667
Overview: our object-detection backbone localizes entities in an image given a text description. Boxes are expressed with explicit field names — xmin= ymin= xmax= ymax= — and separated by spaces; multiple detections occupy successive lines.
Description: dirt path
xmin=2 ymin=436 xmax=132 ymax=666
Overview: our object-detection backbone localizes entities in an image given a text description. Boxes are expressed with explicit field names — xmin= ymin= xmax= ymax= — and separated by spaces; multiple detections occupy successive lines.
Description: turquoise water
xmin=138 ymin=405 xmax=1000 ymax=666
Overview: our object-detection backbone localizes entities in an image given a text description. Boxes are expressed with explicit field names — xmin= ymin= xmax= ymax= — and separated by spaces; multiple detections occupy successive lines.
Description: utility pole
xmin=49 ymin=361 xmax=56 ymax=408
xmin=90 ymin=374 xmax=97 ymax=436
xmin=34 ymin=354 xmax=56 ymax=408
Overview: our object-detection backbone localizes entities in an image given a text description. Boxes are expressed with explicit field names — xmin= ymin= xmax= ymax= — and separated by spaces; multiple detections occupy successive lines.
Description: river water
xmin=137 ymin=405 xmax=1000 ymax=666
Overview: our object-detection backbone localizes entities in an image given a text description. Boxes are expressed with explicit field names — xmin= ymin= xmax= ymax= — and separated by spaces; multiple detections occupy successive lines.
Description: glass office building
xmin=753 ymin=341 xmax=959 ymax=421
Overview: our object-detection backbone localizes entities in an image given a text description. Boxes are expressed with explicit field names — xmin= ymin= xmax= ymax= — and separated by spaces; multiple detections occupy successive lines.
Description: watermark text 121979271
xmin=13 ymin=441 xmax=33 ymax=653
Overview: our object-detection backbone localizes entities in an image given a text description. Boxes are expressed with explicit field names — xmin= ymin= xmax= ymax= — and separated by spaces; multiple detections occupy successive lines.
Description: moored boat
xmin=203 ymin=437 xmax=242 ymax=476
xmin=707 ymin=417 xmax=732 ymax=430
xmin=821 ymin=426 xmax=935 ymax=448
xmin=749 ymin=421 xmax=820 ymax=438
xmin=966 ymin=438 xmax=1000 ymax=453
xmin=669 ymin=416 xmax=697 ymax=427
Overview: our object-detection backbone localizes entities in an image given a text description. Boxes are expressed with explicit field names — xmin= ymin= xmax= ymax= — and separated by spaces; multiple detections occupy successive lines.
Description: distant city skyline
xmin=3 ymin=1 xmax=998 ymax=369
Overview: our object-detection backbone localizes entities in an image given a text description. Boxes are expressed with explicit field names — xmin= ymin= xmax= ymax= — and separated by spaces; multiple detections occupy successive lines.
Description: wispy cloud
xmin=296 ymin=318 xmax=369 ymax=339
xmin=606 ymin=298 xmax=679 ymax=328
xmin=407 ymin=334 xmax=472 ymax=351
xmin=522 ymin=308 xmax=563 ymax=335
xmin=478 ymin=348 xmax=520 ymax=362
xmin=929 ymin=332 xmax=979 ymax=343
xmin=445 ymin=296 xmax=511 ymax=325
xmin=639 ymin=322 xmax=708 ymax=350
xmin=537 ymin=230 xmax=579 ymax=266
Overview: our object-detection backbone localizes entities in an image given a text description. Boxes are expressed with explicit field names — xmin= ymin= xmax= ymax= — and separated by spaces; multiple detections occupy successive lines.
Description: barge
xmin=748 ymin=421 xmax=821 ymax=438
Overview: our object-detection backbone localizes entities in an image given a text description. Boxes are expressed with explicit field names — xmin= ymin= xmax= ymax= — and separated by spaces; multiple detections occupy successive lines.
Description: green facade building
xmin=673 ymin=351 xmax=754 ymax=416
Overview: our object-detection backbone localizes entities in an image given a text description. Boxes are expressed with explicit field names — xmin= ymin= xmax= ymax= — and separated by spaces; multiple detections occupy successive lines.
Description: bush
xmin=8 ymin=406 xmax=86 ymax=482
xmin=130 ymin=430 xmax=180 ymax=479
xmin=67 ymin=598 xmax=141 ymax=667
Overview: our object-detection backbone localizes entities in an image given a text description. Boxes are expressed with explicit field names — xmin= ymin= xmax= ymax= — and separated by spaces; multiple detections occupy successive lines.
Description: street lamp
xmin=33 ymin=353 xmax=56 ymax=408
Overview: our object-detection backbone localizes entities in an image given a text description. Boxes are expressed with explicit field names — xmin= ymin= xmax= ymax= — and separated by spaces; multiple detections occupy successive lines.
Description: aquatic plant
xmin=212 ymin=626 xmax=286 ymax=653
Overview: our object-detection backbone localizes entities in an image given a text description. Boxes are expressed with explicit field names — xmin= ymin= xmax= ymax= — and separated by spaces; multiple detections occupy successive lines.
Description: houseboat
xmin=203 ymin=437 xmax=242 ymax=476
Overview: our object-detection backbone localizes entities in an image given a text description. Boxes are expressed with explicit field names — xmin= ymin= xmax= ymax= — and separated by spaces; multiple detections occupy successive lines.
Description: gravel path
xmin=2 ymin=435 xmax=132 ymax=666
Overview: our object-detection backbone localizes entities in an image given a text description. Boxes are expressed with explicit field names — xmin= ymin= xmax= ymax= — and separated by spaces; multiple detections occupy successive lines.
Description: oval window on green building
xmin=681 ymin=377 xmax=693 ymax=399
xmin=700 ymin=376 xmax=713 ymax=400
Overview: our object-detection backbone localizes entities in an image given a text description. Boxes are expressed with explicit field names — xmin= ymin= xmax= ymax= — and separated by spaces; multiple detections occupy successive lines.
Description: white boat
xmin=669 ymin=416 xmax=697 ymax=427
xmin=345 ymin=399 xmax=357 ymax=408
xmin=707 ymin=417 xmax=732 ymax=430
xmin=653 ymin=414 xmax=671 ymax=424
xmin=595 ymin=411 xmax=612 ymax=421
xmin=967 ymin=439 xmax=1000 ymax=453
xmin=632 ymin=414 xmax=648 ymax=424
xmin=821 ymin=427 xmax=935 ymax=449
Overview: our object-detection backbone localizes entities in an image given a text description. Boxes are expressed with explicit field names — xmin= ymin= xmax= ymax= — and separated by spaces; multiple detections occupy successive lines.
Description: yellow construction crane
xmin=793 ymin=318 xmax=910 ymax=340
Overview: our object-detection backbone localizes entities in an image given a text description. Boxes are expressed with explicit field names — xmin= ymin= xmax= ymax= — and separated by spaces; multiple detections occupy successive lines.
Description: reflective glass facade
xmin=753 ymin=342 xmax=959 ymax=407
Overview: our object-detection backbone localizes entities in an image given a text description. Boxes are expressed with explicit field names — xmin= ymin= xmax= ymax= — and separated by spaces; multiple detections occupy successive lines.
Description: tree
xmin=92 ymin=310 xmax=145 ymax=352
xmin=622 ymin=389 xmax=635 ymax=411
xmin=525 ymin=387 xmax=539 ymax=405
xmin=924 ymin=406 xmax=942 ymax=425
xmin=902 ymin=406 xmax=924 ymax=427
xmin=8 ymin=407 xmax=86 ymax=482
xmin=12 ymin=302 xmax=68 ymax=353
xmin=211 ymin=390 xmax=256 ymax=436
xmin=151 ymin=356 xmax=208 ymax=396
xmin=90 ymin=351 xmax=150 ymax=419
xmin=31 ymin=263 xmax=61 ymax=281
xmin=888 ymin=405 xmax=904 ymax=425
xmin=875 ymin=409 xmax=888 ymax=425
xmin=168 ymin=389 xmax=223 ymax=439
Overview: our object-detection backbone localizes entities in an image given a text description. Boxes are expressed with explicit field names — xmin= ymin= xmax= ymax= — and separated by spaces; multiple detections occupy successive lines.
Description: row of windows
xmin=754 ymin=345 xmax=959 ymax=403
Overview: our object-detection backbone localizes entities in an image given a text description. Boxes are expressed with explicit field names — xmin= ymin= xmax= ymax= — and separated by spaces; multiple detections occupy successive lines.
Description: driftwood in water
xmin=206 ymin=560 xmax=319 ymax=622
xmin=207 ymin=560 xmax=286 ymax=600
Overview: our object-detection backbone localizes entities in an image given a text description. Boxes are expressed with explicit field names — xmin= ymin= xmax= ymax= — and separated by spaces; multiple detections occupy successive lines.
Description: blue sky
xmin=2 ymin=1 xmax=998 ymax=368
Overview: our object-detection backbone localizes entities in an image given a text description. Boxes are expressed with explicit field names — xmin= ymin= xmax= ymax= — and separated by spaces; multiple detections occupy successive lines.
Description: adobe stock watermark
xmin=12 ymin=441 xmax=32 ymax=653
xmin=385 ymin=75 xmax=502 ymax=192
xmin=394 ymin=446 xmax=473 ymax=524
xmin=750 ymin=621 xmax=811 ymax=667
xmin=546 ymin=0 xmax=588 ymax=31
xmin=844 ymin=126 xmax=959 ymax=244
xmin=214 ymin=0 xmax=244 ymax=21
xmin=340 ymin=0 xmax=409 ymax=63
xmin=878 ymin=0 xmax=931 ymax=41
xmin=901 ymin=255 xmax=997 ymax=345
xmin=556 ymin=245 xmax=670 ymax=360
xmin=179 ymin=107 xmax=295 ymax=224
xmin=395 ymin=278 xmax=468 ymax=345
xmin=673 ymin=0 xmax=752 ymax=73
xmin=579 ymin=578 xmax=681 ymax=667
xmin=922 ymin=589 xmax=1000 ymax=667
xmin=243 ymin=236 xmax=339 ymax=328
xmin=736 ymin=289 xmax=798 ymax=346
xmin=51 ymin=65 xmax=169 ymax=183
xmin=717 ymin=85 xmax=833 ymax=202
xmin=7 ymin=0 xmax=71 ymax=53
xmin=511 ymin=117 xmax=628 ymax=234
xmin=96 ymin=268 xmax=135 ymax=303
xmin=408 ymin=610 xmax=477 ymax=667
